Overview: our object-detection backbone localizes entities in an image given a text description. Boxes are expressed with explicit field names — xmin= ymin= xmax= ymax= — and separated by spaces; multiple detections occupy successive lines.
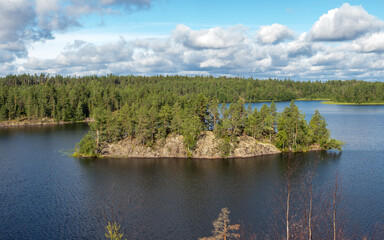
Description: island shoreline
xmin=75 ymin=151 xmax=322 ymax=160
xmin=74 ymin=131 xmax=328 ymax=160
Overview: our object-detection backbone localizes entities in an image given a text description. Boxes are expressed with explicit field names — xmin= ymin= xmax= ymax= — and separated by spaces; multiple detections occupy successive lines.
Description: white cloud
xmin=256 ymin=23 xmax=294 ymax=44
xmin=25 ymin=38 xmax=133 ymax=73
xmin=1 ymin=3 xmax=384 ymax=80
xmin=286 ymin=33 xmax=318 ymax=58
xmin=173 ymin=24 xmax=246 ymax=49
xmin=35 ymin=0 xmax=60 ymax=15
xmin=35 ymin=0 xmax=80 ymax=32
xmin=66 ymin=0 xmax=154 ymax=16
xmin=18 ymin=15 xmax=384 ymax=81
xmin=0 ymin=0 xmax=155 ymax=65
xmin=0 ymin=0 xmax=38 ymax=61
xmin=353 ymin=32 xmax=384 ymax=53
xmin=0 ymin=0 xmax=34 ymax=41
xmin=311 ymin=51 xmax=345 ymax=67
xmin=309 ymin=3 xmax=384 ymax=41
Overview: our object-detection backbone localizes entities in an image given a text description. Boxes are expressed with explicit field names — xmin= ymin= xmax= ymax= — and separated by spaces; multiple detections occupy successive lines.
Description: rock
xmin=100 ymin=131 xmax=281 ymax=159
xmin=192 ymin=131 xmax=221 ymax=158
xmin=101 ymin=134 xmax=188 ymax=158
xmin=233 ymin=135 xmax=281 ymax=158
xmin=157 ymin=134 xmax=188 ymax=157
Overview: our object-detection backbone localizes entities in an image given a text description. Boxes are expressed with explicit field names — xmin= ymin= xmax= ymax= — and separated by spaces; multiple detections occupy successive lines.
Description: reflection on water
xmin=1 ymin=101 xmax=384 ymax=239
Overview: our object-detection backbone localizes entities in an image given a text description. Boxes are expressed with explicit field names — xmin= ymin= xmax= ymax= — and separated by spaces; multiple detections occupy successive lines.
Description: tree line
xmin=1 ymin=74 xmax=384 ymax=122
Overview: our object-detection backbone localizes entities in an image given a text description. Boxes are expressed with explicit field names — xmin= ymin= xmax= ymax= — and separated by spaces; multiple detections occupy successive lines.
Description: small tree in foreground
xmin=200 ymin=207 xmax=240 ymax=240
xmin=105 ymin=221 xmax=125 ymax=240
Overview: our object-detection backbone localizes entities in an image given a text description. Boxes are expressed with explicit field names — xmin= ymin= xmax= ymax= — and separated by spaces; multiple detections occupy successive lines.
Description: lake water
xmin=1 ymin=101 xmax=384 ymax=239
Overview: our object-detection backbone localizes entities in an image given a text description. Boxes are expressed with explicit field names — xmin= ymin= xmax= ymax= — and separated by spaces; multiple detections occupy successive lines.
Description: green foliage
xmin=217 ymin=137 xmax=232 ymax=157
xmin=1 ymin=75 xmax=383 ymax=124
xmin=90 ymin=108 xmax=112 ymax=143
xmin=0 ymin=74 xmax=343 ymax=153
xmin=228 ymin=97 xmax=247 ymax=137
xmin=276 ymin=101 xmax=310 ymax=151
xmin=158 ymin=104 xmax=172 ymax=139
xmin=181 ymin=114 xmax=203 ymax=150
xmin=75 ymin=131 xmax=97 ymax=157
xmin=245 ymin=106 xmax=262 ymax=139
xmin=323 ymin=139 xmax=344 ymax=151
xmin=309 ymin=109 xmax=330 ymax=147
xmin=80 ymin=98 xmax=340 ymax=154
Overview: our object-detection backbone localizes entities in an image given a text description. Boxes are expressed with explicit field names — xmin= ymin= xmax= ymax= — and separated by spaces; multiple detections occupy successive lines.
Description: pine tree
xmin=181 ymin=113 xmax=203 ymax=150
xmin=119 ymin=103 xmax=135 ymax=138
xmin=158 ymin=104 xmax=172 ymax=139
xmin=199 ymin=208 xmax=240 ymax=240
xmin=228 ymin=97 xmax=246 ymax=137
xmin=245 ymin=107 xmax=262 ymax=139
xmin=309 ymin=109 xmax=330 ymax=146
xmin=171 ymin=102 xmax=183 ymax=135
xmin=208 ymin=98 xmax=220 ymax=131
xmin=276 ymin=101 xmax=309 ymax=151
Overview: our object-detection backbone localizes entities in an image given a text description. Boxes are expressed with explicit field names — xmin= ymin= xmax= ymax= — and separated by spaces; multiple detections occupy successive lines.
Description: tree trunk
xmin=308 ymin=186 xmax=312 ymax=240
xmin=333 ymin=192 xmax=337 ymax=240
xmin=96 ymin=130 xmax=100 ymax=149
xmin=286 ymin=189 xmax=290 ymax=240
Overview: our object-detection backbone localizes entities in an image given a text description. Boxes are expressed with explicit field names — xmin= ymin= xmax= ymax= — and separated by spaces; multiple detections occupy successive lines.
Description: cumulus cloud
xmin=25 ymin=38 xmax=133 ymax=72
xmin=353 ymin=32 xmax=384 ymax=53
xmin=311 ymin=51 xmax=346 ymax=67
xmin=35 ymin=0 xmax=80 ymax=32
xmin=65 ymin=0 xmax=154 ymax=16
xmin=0 ymin=0 xmax=35 ymax=61
xmin=0 ymin=0 xmax=155 ymax=65
xmin=256 ymin=23 xmax=294 ymax=44
xmin=310 ymin=3 xmax=384 ymax=41
xmin=3 ymin=2 xmax=384 ymax=80
xmin=34 ymin=0 xmax=155 ymax=29
xmin=21 ymin=27 xmax=310 ymax=76
xmin=173 ymin=24 xmax=246 ymax=49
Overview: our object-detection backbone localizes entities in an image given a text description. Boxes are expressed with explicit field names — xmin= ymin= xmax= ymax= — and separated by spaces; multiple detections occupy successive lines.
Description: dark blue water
xmin=0 ymin=101 xmax=384 ymax=239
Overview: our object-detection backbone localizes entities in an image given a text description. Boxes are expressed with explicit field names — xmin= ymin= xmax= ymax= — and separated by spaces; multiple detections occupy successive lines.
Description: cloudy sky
xmin=2 ymin=0 xmax=384 ymax=80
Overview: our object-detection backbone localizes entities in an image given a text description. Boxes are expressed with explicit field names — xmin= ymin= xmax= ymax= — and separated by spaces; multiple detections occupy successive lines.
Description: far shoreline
xmin=321 ymin=101 xmax=384 ymax=105
xmin=0 ymin=118 xmax=94 ymax=129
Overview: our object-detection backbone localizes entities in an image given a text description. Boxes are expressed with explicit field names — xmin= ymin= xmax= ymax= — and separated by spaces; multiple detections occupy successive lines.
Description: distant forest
xmin=0 ymin=74 xmax=383 ymax=122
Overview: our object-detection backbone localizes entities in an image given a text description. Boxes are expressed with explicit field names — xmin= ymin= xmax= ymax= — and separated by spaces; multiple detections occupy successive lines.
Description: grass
xmin=295 ymin=98 xmax=331 ymax=101
xmin=321 ymin=101 xmax=384 ymax=105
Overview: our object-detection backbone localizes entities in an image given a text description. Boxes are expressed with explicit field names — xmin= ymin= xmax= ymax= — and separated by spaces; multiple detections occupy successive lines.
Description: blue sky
xmin=99 ymin=0 xmax=384 ymax=30
xmin=2 ymin=0 xmax=384 ymax=80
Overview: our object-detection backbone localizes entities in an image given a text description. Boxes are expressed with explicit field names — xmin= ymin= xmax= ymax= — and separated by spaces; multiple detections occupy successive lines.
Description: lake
xmin=1 ymin=101 xmax=384 ymax=239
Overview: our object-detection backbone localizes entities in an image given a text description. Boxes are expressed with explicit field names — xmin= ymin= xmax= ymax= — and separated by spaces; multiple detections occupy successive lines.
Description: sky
xmin=2 ymin=0 xmax=384 ymax=80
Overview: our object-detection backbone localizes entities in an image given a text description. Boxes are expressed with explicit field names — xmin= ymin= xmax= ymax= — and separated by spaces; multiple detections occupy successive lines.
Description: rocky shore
xmin=0 ymin=118 xmax=94 ymax=128
xmin=100 ymin=131 xmax=282 ymax=159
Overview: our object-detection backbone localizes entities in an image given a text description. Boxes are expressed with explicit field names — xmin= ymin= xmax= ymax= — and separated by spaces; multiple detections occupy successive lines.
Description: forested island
xmin=75 ymin=97 xmax=341 ymax=158
xmin=0 ymin=74 xmax=350 ymax=157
